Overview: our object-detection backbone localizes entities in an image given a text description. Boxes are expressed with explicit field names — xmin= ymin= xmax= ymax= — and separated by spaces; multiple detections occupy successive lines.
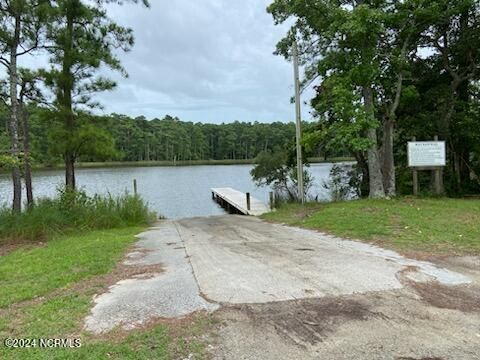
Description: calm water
xmin=0 ymin=164 xmax=337 ymax=219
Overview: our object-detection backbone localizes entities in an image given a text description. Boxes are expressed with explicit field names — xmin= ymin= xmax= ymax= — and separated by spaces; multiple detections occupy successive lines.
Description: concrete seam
xmin=173 ymin=220 xmax=219 ymax=306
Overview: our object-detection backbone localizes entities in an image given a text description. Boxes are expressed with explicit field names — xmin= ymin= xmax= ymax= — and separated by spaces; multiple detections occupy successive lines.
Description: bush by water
xmin=0 ymin=189 xmax=156 ymax=243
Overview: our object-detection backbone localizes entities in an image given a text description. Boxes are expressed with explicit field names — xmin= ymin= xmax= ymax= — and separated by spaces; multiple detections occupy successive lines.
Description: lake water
xmin=0 ymin=164 xmax=337 ymax=219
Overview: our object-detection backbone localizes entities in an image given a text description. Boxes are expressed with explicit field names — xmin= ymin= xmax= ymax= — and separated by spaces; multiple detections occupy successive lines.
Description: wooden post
xmin=433 ymin=135 xmax=443 ymax=195
xmin=133 ymin=179 xmax=138 ymax=196
xmin=413 ymin=170 xmax=419 ymax=196
xmin=293 ymin=41 xmax=305 ymax=203
xmin=269 ymin=192 xmax=275 ymax=210
xmin=412 ymin=137 xmax=418 ymax=196
xmin=246 ymin=192 xmax=251 ymax=211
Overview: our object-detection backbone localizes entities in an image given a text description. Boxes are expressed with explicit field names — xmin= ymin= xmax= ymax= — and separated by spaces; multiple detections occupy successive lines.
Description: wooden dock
xmin=211 ymin=188 xmax=270 ymax=216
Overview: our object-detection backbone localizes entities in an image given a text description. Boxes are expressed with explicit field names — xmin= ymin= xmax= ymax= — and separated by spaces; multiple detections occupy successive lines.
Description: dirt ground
xmin=205 ymin=255 xmax=480 ymax=360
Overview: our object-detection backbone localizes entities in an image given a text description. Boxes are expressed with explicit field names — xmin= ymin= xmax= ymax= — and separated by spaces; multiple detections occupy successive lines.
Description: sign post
xmin=407 ymin=137 xmax=446 ymax=195
xmin=411 ymin=137 xmax=419 ymax=196
xmin=433 ymin=135 xmax=443 ymax=194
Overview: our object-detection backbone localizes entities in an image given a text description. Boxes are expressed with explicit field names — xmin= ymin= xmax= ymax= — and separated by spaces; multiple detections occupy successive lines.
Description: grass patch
xmin=0 ymin=227 xmax=213 ymax=359
xmin=1 ymin=318 xmax=213 ymax=360
xmin=0 ymin=227 xmax=142 ymax=308
xmin=263 ymin=198 xmax=480 ymax=255
xmin=0 ymin=189 xmax=210 ymax=358
xmin=0 ymin=189 xmax=156 ymax=245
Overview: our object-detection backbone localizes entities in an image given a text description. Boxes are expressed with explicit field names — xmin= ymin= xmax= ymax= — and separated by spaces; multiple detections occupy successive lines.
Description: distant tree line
xmin=103 ymin=114 xmax=299 ymax=162
xmin=0 ymin=111 xmax=309 ymax=164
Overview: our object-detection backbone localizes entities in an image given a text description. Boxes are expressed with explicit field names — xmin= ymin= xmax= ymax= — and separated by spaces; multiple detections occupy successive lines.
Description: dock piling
xmin=269 ymin=192 xmax=275 ymax=210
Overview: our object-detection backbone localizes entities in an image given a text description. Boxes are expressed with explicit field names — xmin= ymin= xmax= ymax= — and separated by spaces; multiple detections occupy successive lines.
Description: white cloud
xmin=96 ymin=0 xmax=304 ymax=123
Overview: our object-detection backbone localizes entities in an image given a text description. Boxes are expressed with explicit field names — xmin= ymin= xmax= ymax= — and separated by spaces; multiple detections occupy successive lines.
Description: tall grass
xmin=0 ymin=189 xmax=157 ymax=243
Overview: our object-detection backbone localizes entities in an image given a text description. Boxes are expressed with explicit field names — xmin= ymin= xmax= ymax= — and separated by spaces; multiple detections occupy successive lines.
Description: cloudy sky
xmin=96 ymin=0 xmax=307 ymax=124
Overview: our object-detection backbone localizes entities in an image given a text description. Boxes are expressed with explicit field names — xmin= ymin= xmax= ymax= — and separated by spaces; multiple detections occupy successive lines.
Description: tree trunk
xmin=62 ymin=1 xmax=76 ymax=190
xmin=353 ymin=151 xmax=369 ymax=198
xmin=382 ymin=118 xmax=395 ymax=197
xmin=363 ymin=86 xmax=385 ymax=199
xmin=453 ymin=26 xmax=471 ymax=192
xmin=24 ymin=156 xmax=34 ymax=208
xmin=20 ymin=104 xmax=34 ymax=208
xmin=8 ymin=14 xmax=22 ymax=213
xmin=453 ymin=151 xmax=461 ymax=193
xmin=65 ymin=153 xmax=76 ymax=189
xmin=381 ymin=65 xmax=404 ymax=198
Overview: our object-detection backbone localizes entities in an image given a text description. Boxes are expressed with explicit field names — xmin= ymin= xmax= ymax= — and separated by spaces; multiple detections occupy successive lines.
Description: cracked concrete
xmin=176 ymin=216 xmax=470 ymax=303
xmin=84 ymin=221 xmax=218 ymax=334
xmin=83 ymin=215 xmax=477 ymax=360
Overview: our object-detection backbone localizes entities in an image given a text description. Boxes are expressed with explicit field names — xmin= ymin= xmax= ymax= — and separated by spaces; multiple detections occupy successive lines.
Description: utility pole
xmin=293 ymin=41 xmax=305 ymax=203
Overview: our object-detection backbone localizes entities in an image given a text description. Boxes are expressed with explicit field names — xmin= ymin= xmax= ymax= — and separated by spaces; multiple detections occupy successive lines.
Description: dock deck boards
xmin=211 ymin=187 xmax=270 ymax=216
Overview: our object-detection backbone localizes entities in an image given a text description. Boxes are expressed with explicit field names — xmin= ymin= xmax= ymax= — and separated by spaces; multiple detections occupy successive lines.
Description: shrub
xmin=251 ymin=150 xmax=313 ymax=201
xmin=323 ymin=164 xmax=361 ymax=201
xmin=0 ymin=189 xmax=157 ymax=243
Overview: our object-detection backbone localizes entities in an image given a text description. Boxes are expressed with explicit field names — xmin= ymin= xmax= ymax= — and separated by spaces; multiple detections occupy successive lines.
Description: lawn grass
xmin=262 ymin=198 xmax=480 ymax=255
xmin=0 ymin=227 xmax=213 ymax=359
xmin=0 ymin=228 xmax=142 ymax=308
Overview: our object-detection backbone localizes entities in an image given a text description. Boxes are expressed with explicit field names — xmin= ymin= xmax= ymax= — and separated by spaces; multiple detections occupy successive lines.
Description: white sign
xmin=408 ymin=141 xmax=446 ymax=167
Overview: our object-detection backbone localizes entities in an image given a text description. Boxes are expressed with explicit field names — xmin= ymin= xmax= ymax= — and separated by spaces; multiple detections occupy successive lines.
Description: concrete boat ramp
xmin=84 ymin=215 xmax=472 ymax=333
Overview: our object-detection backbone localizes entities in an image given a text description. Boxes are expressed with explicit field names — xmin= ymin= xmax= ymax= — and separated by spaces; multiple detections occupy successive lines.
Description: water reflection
xmin=0 ymin=164 xmax=336 ymax=219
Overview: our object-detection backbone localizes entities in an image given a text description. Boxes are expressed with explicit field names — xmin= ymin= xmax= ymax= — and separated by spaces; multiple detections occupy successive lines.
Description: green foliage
xmin=251 ymin=150 xmax=289 ymax=187
xmin=110 ymin=115 xmax=298 ymax=162
xmin=0 ymin=130 xmax=9 ymax=151
xmin=251 ymin=150 xmax=312 ymax=201
xmin=268 ymin=0 xmax=420 ymax=198
xmin=0 ymin=0 xmax=51 ymax=60
xmin=0 ymin=154 xmax=18 ymax=169
xmin=303 ymin=75 xmax=379 ymax=155
xmin=43 ymin=0 xmax=146 ymax=110
xmin=322 ymin=164 xmax=362 ymax=201
xmin=0 ymin=189 xmax=156 ymax=243
xmin=269 ymin=0 xmax=480 ymax=197
xmin=47 ymin=112 xmax=119 ymax=162
xmin=0 ymin=110 xmax=302 ymax=164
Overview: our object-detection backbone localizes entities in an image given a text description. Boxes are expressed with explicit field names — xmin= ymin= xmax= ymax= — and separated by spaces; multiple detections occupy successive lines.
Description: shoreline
xmin=0 ymin=157 xmax=355 ymax=174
